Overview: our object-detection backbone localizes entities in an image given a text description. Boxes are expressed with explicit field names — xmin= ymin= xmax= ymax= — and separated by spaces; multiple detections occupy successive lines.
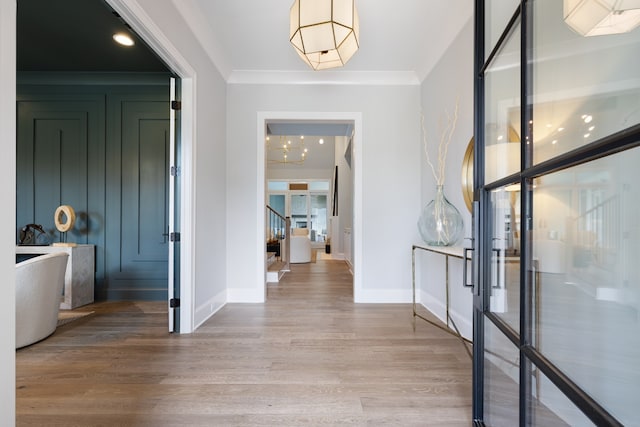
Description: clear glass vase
xmin=418 ymin=185 xmax=464 ymax=246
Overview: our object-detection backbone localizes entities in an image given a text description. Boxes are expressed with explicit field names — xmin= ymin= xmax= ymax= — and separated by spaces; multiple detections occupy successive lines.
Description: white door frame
xmin=257 ymin=112 xmax=363 ymax=301
xmin=106 ymin=0 xmax=196 ymax=332
xmin=1 ymin=1 xmax=17 ymax=422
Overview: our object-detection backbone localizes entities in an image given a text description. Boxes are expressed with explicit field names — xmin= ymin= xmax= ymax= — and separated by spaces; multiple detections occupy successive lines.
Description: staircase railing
xmin=266 ymin=205 xmax=290 ymax=272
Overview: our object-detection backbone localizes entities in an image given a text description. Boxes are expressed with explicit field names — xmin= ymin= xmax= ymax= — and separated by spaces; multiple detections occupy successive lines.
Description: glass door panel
xmin=484 ymin=319 xmax=519 ymax=427
xmin=530 ymin=369 xmax=596 ymax=426
xmin=269 ymin=194 xmax=285 ymax=217
xmin=290 ymin=194 xmax=308 ymax=229
xmin=477 ymin=1 xmax=640 ymax=425
xmin=489 ymin=186 xmax=521 ymax=332
xmin=484 ymin=21 xmax=521 ymax=185
xmin=310 ymin=193 xmax=327 ymax=243
xmin=532 ymin=148 xmax=640 ymax=426
xmin=485 ymin=0 xmax=520 ymax=60
xmin=268 ymin=194 xmax=286 ymax=240
xmin=532 ymin=0 xmax=640 ymax=165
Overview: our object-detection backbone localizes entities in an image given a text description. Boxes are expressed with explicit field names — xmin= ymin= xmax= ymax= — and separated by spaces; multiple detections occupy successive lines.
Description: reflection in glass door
xmin=474 ymin=1 xmax=640 ymax=425
xmin=291 ymin=194 xmax=308 ymax=229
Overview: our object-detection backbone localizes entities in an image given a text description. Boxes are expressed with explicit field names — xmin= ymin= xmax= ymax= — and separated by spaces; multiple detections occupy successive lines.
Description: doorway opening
xmin=258 ymin=113 xmax=363 ymax=301
xmin=15 ymin=0 xmax=195 ymax=333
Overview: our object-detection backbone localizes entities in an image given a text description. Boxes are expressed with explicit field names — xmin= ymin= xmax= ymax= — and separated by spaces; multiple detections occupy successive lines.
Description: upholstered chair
xmin=16 ymin=252 xmax=68 ymax=349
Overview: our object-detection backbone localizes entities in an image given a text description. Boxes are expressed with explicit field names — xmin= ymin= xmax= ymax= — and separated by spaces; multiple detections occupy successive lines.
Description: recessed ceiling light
xmin=319 ymin=139 xmax=324 ymax=145
xmin=113 ymin=33 xmax=134 ymax=47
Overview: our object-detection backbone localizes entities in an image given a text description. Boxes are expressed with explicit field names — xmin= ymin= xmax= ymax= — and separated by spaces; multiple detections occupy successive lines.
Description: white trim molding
xmin=105 ymin=0 xmax=195 ymax=78
xmin=171 ymin=0 xmax=231 ymax=80
xmin=194 ymin=289 xmax=227 ymax=330
xmin=258 ymin=111 xmax=363 ymax=303
xmin=229 ymin=70 xmax=420 ymax=86
xmin=0 ymin=0 xmax=17 ymax=422
xmin=420 ymin=290 xmax=472 ymax=341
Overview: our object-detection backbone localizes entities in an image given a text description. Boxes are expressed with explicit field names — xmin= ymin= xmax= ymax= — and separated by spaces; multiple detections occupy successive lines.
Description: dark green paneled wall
xmin=17 ymin=75 xmax=170 ymax=301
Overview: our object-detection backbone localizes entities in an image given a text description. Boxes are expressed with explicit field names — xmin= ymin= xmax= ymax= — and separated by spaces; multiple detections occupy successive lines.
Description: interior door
xmin=113 ymin=99 xmax=170 ymax=300
xmin=168 ymin=77 xmax=181 ymax=332
xmin=473 ymin=1 xmax=640 ymax=426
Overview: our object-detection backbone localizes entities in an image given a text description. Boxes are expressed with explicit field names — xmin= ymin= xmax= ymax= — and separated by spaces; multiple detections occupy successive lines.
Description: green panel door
xmin=106 ymin=99 xmax=169 ymax=300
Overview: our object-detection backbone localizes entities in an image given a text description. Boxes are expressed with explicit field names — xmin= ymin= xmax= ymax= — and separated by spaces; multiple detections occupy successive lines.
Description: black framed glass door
xmin=473 ymin=1 xmax=640 ymax=425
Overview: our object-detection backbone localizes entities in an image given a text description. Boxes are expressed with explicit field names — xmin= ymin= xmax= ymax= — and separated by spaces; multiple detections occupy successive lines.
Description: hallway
xmin=16 ymin=259 xmax=471 ymax=426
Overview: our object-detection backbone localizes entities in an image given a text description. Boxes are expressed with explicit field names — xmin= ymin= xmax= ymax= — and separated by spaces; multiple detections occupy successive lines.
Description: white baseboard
xmin=194 ymin=289 xmax=227 ymax=330
xmin=449 ymin=306 xmax=472 ymax=340
xmin=266 ymin=271 xmax=279 ymax=283
xmin=420 ymin=289 xmax=472 ymax=340
xmin=226 ymin=288 xmax=265 ymax=303
xmin=420 ymin=290 xmax=446 ymax=323
xmin=354 ymin=288 xmax=412 ymax=303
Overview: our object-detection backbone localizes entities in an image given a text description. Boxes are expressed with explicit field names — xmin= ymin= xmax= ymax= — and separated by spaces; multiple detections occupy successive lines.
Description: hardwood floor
xmin=16 ymin=259 xmax=472 ymax=426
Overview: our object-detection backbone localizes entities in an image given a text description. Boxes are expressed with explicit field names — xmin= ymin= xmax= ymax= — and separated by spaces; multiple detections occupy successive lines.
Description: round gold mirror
xmin=461 ymin=137 xmax=474 ymax=213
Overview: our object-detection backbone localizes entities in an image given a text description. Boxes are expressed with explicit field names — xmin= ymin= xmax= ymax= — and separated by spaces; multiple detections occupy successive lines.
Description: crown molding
xmin=228 ymin=70 xmax=420 ymax=86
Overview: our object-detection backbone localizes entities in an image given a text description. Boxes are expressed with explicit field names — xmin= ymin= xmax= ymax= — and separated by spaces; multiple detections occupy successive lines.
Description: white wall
xmin=333 ymin=136 xmax=354 ymax=260
xmin=419 ymin=18 xmax=474 ymax=339
xmin=227 ymin=84 xmax=421 ymax=302
xmin=131 ymin=0 xmax=228 ymax=328
xmin=0 ymin=1 xmax=16 ymax=423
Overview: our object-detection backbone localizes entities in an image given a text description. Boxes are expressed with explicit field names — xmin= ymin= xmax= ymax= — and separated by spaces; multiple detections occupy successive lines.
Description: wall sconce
xmin=564 ymin=0 xmax=640 ymax=36
xmin=289 ymin=0 xmax=360 ymax=70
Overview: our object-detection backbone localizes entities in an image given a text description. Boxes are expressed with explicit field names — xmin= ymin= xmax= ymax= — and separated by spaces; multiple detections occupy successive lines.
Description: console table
xmin=16 ymin=244 xmax=95 ymax=309
xmin=412 ymin=244 xmax=472 ymax=357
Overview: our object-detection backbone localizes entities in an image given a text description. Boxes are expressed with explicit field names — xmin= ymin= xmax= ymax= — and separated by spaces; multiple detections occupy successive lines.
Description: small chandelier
xmin=564 ymin=0 xmax=640 ymax=36
xmin=267 ymin=135 xmax=309 ymax=165
xmin=289 ymin=0 xmax=360 ymax=70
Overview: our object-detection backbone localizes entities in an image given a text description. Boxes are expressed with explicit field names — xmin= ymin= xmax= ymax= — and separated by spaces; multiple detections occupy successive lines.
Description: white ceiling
xmin=174 ymin=0 xmax=474 ymax=84
xmin=267 ymin=135 xmax=336 ymax=170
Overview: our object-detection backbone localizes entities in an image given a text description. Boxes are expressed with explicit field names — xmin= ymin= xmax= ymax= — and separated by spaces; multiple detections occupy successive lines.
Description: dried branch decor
xmin=418 ymin=99 xmax=463 ymax=246
xmin=421 ymin=99 xmax=459 ymax=186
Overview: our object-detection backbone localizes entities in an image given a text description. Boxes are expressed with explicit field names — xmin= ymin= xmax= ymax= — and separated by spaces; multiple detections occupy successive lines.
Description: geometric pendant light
xmin=290 ymin=0 xmax=360 ymax=70
xmin=564 ymin=0 xmax=640 ymax=36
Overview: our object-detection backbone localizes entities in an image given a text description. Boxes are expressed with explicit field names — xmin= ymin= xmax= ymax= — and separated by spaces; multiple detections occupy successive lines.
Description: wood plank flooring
xmin=16 ymin=259 xmax=472 ymax=426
